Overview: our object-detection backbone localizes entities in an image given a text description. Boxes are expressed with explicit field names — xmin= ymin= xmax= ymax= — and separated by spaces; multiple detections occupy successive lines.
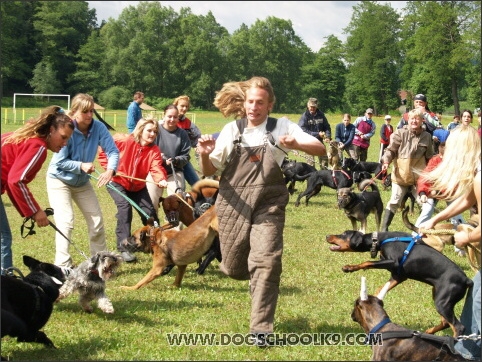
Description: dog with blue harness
xmin=326 ymin=230 xmax=473 ymax=337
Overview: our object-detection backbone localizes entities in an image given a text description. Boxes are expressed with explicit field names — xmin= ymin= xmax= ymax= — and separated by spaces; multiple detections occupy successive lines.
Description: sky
xmin=87 ymin=1 xmax=407 ymax=52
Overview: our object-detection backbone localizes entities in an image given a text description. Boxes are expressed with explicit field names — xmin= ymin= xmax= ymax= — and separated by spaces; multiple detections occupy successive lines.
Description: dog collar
xmin=370 ymin=232 xmax=379 ymax=258
xmin=368 ymin=317 xmax=391 ymax=336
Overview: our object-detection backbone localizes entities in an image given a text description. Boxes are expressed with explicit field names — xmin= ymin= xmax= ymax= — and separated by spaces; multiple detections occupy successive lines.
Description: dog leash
xmin=89 ymin=171 xmax=159 ymax=228
xmin=21 ymin=208 xmax=89 ymax=260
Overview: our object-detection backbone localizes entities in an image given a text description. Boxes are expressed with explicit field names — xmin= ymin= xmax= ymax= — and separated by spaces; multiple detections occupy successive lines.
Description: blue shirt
xmin=126 ymin=101 xmax=142 ymax=134
xmin=47 ymin=119 xmax=119 ymax=187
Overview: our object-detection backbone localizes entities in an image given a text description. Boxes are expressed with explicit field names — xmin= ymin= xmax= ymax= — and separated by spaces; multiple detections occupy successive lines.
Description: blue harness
xmin=378 ymin=234 xmax=423 ymax=274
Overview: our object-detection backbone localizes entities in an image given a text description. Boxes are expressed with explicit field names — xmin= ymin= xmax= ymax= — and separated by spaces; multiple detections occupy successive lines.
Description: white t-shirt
xmin=209 ymin=117 xmax=315 ymax=174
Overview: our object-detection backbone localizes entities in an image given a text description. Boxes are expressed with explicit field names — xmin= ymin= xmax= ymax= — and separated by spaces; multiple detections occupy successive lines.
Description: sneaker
xmin=61 ymin=266 xmax=73 ymax=278
xmin=121 ymin=251 xmax=137 ymax=263
xmin=250 ymin=333 xmax=275 ymax=348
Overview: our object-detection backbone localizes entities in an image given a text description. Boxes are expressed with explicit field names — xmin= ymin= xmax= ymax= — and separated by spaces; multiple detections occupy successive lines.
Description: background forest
xmin=1 ymin=1 xmax=480 ymax=116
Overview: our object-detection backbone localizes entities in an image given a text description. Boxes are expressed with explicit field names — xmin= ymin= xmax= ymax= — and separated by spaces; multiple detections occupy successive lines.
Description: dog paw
xmin=82 ymin=306 xmax=94 ymax=313
xmin=101 ymin=307 xmax=114 ymax=314
xmin=342 ymin=265 xmax=357 ymax=273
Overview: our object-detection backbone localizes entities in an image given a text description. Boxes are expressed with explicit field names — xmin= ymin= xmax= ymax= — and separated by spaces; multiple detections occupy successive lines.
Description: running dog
xmin=336 ymin=179 xmax=383 ymax=233
xmin=294 ymin=168 xmax=371 ymax=207
xmin=1 ymin=255 xmax=65 ymax=350
xmin=121 ymin=205 xmax=219 ymax=290
xmin=326 ymin=230 xmax=473 ymax=337
xmin=281 ymin=158 xmax=316 ymax=195
xmin=58 ymin=251 xmax=123 ymax=314
xmin=352 ymin=277 xmax=466 ymax=361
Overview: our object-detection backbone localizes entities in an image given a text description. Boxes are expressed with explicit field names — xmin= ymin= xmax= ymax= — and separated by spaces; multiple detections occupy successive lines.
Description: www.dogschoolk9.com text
xmin=166 ymin=333 xmax=382 ymax=346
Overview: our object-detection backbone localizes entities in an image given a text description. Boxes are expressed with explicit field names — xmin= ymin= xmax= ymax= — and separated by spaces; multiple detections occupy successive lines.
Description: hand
xmin=158 ymin=179 xmax=168 ymax=188
xmin=381 ymin=163 xmax=389 ymax=171
xmin=96 ymin=169 xmax=115 ymax=188
xmin=420 ymin=194 xmax=428 ymax=203
xmin=418 ymin=219 xmax=436 ymax=232
xmin=338 ymin=142 xmax=344 ymax=149
xmin=197 ymin=135 xmax=216 ymax=155
xmin=454 ymin=230 xmax=470 ymax=248
xmin=32 ymin=209 xmax=50 ymax=227
xmin=81 ymin=162 xmax=95 ymax=174
xmin=319 ymin=131 xmax=325 ymax=138
xmin=278 ymin=135 xmax=298 ymax=149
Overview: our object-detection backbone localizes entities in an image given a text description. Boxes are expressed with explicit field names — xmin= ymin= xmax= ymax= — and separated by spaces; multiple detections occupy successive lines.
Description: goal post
xmin=13 ymin=93 xmax=71 ymax=123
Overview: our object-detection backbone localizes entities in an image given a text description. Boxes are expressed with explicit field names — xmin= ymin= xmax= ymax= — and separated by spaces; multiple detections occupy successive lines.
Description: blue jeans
xmin=455 ymin=270 xmax=481 ymax=360
xmin=0 ymin=196 xmax=13 ymax=274
xmin=183 ymin=162 xmax=200 ymax=187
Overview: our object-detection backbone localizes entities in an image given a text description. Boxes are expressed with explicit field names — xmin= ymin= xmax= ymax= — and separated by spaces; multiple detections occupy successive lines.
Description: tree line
xmin=1 ymin=1 xmax=480 ymax=115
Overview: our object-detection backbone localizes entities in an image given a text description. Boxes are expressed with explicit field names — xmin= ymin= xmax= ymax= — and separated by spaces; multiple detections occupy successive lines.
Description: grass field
xmin=1 ymin=110 xmax=475 ymax=361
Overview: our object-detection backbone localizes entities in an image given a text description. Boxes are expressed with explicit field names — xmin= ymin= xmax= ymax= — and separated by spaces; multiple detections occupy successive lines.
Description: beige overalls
xmin=215 ymin=124 xmax=289 ymax=334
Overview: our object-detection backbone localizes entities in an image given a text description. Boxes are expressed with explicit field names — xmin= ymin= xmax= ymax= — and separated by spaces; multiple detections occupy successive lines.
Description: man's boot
xmin=380 ymin=210 xmax=395 ymax=232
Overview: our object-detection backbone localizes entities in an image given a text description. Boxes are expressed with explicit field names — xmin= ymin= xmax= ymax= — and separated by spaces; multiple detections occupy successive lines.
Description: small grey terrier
xmin=58 ymin=251 xmax=123 ymax=314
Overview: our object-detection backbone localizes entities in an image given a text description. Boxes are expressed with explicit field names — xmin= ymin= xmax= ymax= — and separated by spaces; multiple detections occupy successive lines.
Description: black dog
xmin=342 ymin=158 xmax=383 ymax=176
xmin=326 ymin=230 xmax=473 ymax=337
xmin=294 ymin=168 xmax=371 ymax=207
xmin=281 ymin=158 xmax=316 ymax=195
xmin=1 ymin=255 xmax=65 ymax=350
xmin=336 ymin=179 xmax=383 ymax=233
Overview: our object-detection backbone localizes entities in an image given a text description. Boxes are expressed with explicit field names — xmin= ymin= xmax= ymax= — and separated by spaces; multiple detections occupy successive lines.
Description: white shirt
xmin=209 ymin=116 xmax=315 ymax=174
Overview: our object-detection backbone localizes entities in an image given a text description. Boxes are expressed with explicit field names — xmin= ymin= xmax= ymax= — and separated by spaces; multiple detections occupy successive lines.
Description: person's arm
xmin=197 ymin=135 xmax=218 ymax=177
xmin=381 ymin=131 xmax=401 ymax=170
xmin=96 ymin=124 xmax=119 ymax=187
xmin=278 ymin=134 xmax=326 ymax=156
xmin=323 ymin=114 xmax=332 ymax=139
xmin=365 ymin=120 xmax=376 ymax=139
xmin=345 ymin=125 xmax=356 ymax=147
xmin=380 ymin=124 xmax=388 ymax=142
xmin=454 ymin=173 xmax=481 ymax=247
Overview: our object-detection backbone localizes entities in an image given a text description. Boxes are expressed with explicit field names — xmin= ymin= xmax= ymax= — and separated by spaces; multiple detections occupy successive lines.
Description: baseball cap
xmin=414 ymin=94 xmax=427 ymax=102
xmin=384 ymin=115 xmax=391 ymax=120
xmin=365 ymin=108 xmax=373 ymax=114
xmin=307 ymin=98 xmax=318 ymax=107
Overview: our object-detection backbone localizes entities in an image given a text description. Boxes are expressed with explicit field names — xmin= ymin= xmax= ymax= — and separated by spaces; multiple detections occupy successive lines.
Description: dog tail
xmin=358 ymin=179 xmax=378 ymax=193
xmin=402 ymin=206 xmax=418 ymax=233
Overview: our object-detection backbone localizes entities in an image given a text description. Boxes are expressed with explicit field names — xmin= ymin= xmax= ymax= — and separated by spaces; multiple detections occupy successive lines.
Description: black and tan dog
xmin=326 ymin=230 xmax=473 ymax=337
xmin=352 ymin=277 xmax=466 ymax=361
xmin=1 ymin=255 xmax=65 ymax=351
xmin=121 ymin=205 xmax=219 ymax=290
xmin=337 ymin=179 xmax=383 ymax=233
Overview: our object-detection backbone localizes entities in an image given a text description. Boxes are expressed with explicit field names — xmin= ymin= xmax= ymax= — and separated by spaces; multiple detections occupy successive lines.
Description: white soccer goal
xmin=13 ymin=93 xmax=71 ymax=123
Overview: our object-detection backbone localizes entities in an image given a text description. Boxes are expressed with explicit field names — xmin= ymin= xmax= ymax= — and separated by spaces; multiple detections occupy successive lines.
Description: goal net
xmin=13 ymin=93 xmax=71 ymax=123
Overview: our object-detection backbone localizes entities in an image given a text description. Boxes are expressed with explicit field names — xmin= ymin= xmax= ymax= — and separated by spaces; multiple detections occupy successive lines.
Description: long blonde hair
xmin=424 ymin=125 xmax=481 ymax=201
xmin=213 ymin=76 xmax=275 ymax=119
xmin=3 ymin=105 xmax=73 ymax=144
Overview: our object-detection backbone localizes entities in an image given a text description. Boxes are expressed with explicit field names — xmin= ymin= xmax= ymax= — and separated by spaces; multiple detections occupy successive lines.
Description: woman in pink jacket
xmin=1 ymin=106 xmax=73 ymax=274
xmin=98 ymin=117 xmax=167 ymax=262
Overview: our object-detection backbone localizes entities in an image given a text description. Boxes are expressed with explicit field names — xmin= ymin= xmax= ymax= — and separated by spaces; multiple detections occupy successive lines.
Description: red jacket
xmin=98 ymin=134 xmax=167 ymax=192
xmin=416 ymin=154 xmax=442 ymax=196
xmin=1 ymin=133 xmax=47 ymax=217
xmin=177 ymin=116 xmax=192 ymax=130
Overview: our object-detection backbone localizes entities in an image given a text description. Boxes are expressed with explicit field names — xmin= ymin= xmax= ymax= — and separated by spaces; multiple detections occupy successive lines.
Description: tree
xmin=299 ymin=35 xmax=347 ymax=113
xmin=32 ymin=1 xmax=96 ymax=93
xmin=0 ymin=1 xmax=40 ymax=95
xmin=29 ymin=59 xmax=62 ymax=93
xmin=344 ymin=1 xmax=401 ymax=115
xmin=400 ymin=1 xmax=480 ymax=114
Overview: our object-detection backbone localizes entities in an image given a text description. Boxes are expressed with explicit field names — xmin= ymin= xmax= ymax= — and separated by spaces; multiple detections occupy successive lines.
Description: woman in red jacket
xmin=1 ymin=106 xmax=74 ymax=274
xmin=98 ymin=117 xmax=167 ymax=262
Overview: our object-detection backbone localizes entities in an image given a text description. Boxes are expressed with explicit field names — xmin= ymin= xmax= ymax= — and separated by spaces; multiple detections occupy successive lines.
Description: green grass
xmin=1 ymin=111 xmax=475 ymax=361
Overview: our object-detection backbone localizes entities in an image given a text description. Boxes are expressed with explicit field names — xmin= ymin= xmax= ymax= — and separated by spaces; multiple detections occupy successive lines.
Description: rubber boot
xmin=380 ymin=210 xmax=395 ymax=232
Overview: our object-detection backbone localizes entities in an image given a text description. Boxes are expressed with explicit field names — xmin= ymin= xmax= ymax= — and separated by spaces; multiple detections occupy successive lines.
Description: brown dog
xmin=160 ymin=179 xmax=219 ymax=227
xmin=121 ymin=206 xmax=219 ymax=290
xmin=352 ymin=277 xmax=466 ymax=361
xmin=326 ymin=139 xmax=340 ymax=170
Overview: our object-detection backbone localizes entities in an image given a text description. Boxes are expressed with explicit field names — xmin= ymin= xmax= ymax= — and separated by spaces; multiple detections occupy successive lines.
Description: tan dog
xmin=121 ymin=206 xmax=218 ymax=290
xmin=326 ymin=139 xmax=340 ymax=170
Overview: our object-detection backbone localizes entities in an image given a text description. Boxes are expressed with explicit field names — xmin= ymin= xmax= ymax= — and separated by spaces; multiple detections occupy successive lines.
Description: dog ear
xmin=90 ymin=253 xmax=101 ymax=267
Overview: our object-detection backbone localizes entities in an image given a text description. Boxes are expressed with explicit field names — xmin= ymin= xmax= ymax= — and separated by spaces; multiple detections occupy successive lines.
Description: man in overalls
xmin=197 ymin=76 xmax=325 ymax=347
